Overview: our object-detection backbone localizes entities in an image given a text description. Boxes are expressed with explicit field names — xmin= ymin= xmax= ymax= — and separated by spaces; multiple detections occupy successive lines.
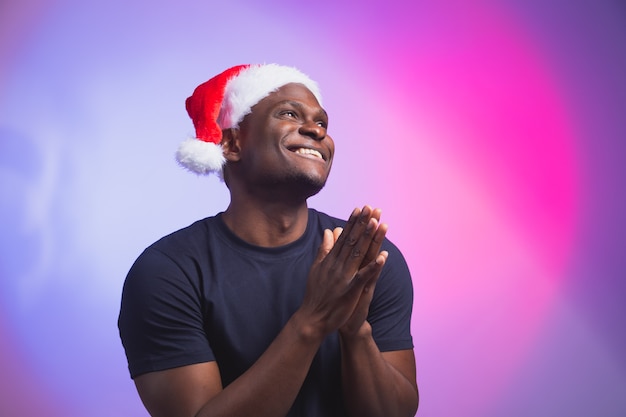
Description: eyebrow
xmin=279 ymin=100 xmax=328 ymax=119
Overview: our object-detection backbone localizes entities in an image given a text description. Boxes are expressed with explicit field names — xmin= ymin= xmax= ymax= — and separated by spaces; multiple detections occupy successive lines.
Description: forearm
xmin=195 ymin=311 xmax=324 ymax=417
xmin=340 ymin=323 xmax=418 ymax=417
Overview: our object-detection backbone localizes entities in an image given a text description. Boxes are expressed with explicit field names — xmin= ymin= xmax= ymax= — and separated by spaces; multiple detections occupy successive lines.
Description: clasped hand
xmin=300 ymin=206 xmax=388 ymax=340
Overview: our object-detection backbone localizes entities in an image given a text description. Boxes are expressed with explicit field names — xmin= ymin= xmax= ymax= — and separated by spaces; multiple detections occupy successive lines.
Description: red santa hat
xmin=176 ymin=63 xmax=323 ymax=175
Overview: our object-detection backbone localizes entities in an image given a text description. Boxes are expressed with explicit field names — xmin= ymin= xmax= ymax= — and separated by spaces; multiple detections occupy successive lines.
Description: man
xmin=118 ymin=63 xmax=418 ymax=417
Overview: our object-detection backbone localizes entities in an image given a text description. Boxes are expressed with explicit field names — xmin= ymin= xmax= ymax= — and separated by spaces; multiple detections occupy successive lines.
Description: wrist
xmin=289 ymin=309 xmax=327 ymax=345
xmin=339 ymin=321 xmax=373 ymax=344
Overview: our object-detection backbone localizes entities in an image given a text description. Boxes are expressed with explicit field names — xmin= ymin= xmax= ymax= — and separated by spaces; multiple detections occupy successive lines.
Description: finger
xmin=365 ymin=208 xmax=384 ymax=262
xmin=314 ymin=229 xmax=334 ymax=264
xmin=332 ymin=227 xmax=343 ymax=243
xmin=336 ymin=207 xmax=378 ymax=269
xmin=337 ymin=206 xmax=373 ymax=252
xmin=366 ymin=250 xmax=388 ymax=283
xmin=370 ymin=207 xmax=382 ymax=223
xmin=348 ymin=250 xmax=388 ymax=296
xmin=331 ymin=207 xmax=362 ymax=251
xmin=324 ymin=206 xmax=380 ymax=278
xmin=339 ymin=252 xmax=386 ymax=336
xmin=361 ymin=221 xmax=388 ymax=269
xmin=357 ymin=250 xmax=388 ymax=293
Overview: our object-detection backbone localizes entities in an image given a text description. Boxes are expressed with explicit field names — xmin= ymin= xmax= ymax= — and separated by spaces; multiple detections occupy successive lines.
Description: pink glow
xmin=320 ymin=2 xmax=580 ymax=414
xmin=1 ymin=1 xmax=623 ymax=416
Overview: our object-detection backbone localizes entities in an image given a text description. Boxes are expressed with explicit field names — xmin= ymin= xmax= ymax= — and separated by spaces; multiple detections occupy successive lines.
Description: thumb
xmin=332 ymin=227 xmax=343 ymax=243
xmin=314 ymin=229 xmax=334 ymax=263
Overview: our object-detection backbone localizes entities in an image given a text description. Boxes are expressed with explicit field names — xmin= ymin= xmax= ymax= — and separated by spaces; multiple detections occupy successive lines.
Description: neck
xmin=222 ymin=198 xmax=310 ymax=247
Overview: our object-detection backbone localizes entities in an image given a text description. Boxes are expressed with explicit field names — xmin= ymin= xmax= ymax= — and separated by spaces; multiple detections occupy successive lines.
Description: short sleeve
xmin=368 ymin=240 xmax=414 ymax=352
xmin=118 ymin=247 xmax=214 ymax=379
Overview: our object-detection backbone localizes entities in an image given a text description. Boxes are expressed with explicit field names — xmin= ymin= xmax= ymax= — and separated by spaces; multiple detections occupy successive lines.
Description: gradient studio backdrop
xmin=1 ymin=1 xmax=625 ymax=416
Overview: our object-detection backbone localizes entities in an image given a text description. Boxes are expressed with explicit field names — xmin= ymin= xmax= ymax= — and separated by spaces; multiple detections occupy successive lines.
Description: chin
xmin=286 ymin=171 xmax=328 ymax=199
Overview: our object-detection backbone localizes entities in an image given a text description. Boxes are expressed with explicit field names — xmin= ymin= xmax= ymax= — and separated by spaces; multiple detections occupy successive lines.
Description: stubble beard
xmin=257 ymin=167 xmax=328 ymax=202
xmin=286 ymin=170 xmax=327 ymax=199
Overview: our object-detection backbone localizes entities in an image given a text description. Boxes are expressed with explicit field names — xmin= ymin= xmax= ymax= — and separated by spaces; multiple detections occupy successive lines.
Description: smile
xmin=292 ymin=147 xmax=324 ymax=160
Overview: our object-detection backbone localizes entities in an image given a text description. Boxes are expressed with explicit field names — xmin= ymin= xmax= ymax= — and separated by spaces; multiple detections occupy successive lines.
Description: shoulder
xmin=149 ymin=216 xmax=217 ymax=252
xmin=136 ymin=215 xmax=229 ymax=264
xmin=123 ymin=216 xmax=222 ymax=289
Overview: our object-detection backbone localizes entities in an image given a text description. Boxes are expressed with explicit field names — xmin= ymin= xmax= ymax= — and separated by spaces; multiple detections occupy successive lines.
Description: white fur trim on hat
xmin=217 ymin=64 xmax=322 ymax=129
xmin=176 ymin=138 xmax=226 ymax=175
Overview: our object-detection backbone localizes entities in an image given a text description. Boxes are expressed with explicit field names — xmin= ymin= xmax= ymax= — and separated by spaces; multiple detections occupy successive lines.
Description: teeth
xmin=294 ymin=148 xmax=323 ymax=159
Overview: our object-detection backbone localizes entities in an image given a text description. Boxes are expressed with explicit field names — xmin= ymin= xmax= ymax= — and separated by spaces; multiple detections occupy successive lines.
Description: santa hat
xmin=176 ymin=64 xmax=322 ymax=175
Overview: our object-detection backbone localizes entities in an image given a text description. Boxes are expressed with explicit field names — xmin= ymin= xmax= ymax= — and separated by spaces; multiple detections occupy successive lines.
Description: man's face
xmin=232 ymin=83 xmax=334 ymax=198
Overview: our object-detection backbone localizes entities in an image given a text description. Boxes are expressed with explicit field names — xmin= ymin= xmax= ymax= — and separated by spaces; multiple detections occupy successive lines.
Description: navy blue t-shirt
xmin=118 ymin=209 xmax=413 ymax=416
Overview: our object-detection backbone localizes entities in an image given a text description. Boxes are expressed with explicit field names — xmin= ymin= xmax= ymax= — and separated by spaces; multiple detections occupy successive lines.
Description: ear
xmin=221 ymin=128 xmax=242 ymax=162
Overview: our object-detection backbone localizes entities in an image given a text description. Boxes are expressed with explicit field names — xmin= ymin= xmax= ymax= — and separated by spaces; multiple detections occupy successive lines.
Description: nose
xmin=299 ymin=120 xmax=326 ymax=141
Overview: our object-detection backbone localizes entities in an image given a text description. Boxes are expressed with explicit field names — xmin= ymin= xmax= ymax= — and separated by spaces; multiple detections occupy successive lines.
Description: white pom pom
xmin=175 ymin=138 xmax=225 ymax=175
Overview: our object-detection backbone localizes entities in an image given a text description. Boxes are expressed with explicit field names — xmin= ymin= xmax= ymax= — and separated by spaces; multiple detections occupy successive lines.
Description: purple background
xmin=1 ymin=0 xmax=625 ymax=416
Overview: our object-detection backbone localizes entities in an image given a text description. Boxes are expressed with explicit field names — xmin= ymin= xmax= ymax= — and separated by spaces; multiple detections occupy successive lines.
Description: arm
xmin=338 ymin=213 xmax=419 ymax=417
xmin=340 ymin=326 xmax=419 ymax=417
xmin=134 ymin=310 xmax=325 ymax=417
xmin=132 ymin=206 xmax=390 ymax=417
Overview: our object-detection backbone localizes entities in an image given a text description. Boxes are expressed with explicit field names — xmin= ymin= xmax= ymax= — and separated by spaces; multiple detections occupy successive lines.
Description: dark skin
xmin=134 ymin=83 xmax=419 ymax=417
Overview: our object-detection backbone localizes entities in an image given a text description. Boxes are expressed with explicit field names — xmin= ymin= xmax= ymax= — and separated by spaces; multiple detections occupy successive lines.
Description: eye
xmin=316 ymin=120 xmax=328 ymax=129
xmin=280 ymin=110 xmax=298 ymax=118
